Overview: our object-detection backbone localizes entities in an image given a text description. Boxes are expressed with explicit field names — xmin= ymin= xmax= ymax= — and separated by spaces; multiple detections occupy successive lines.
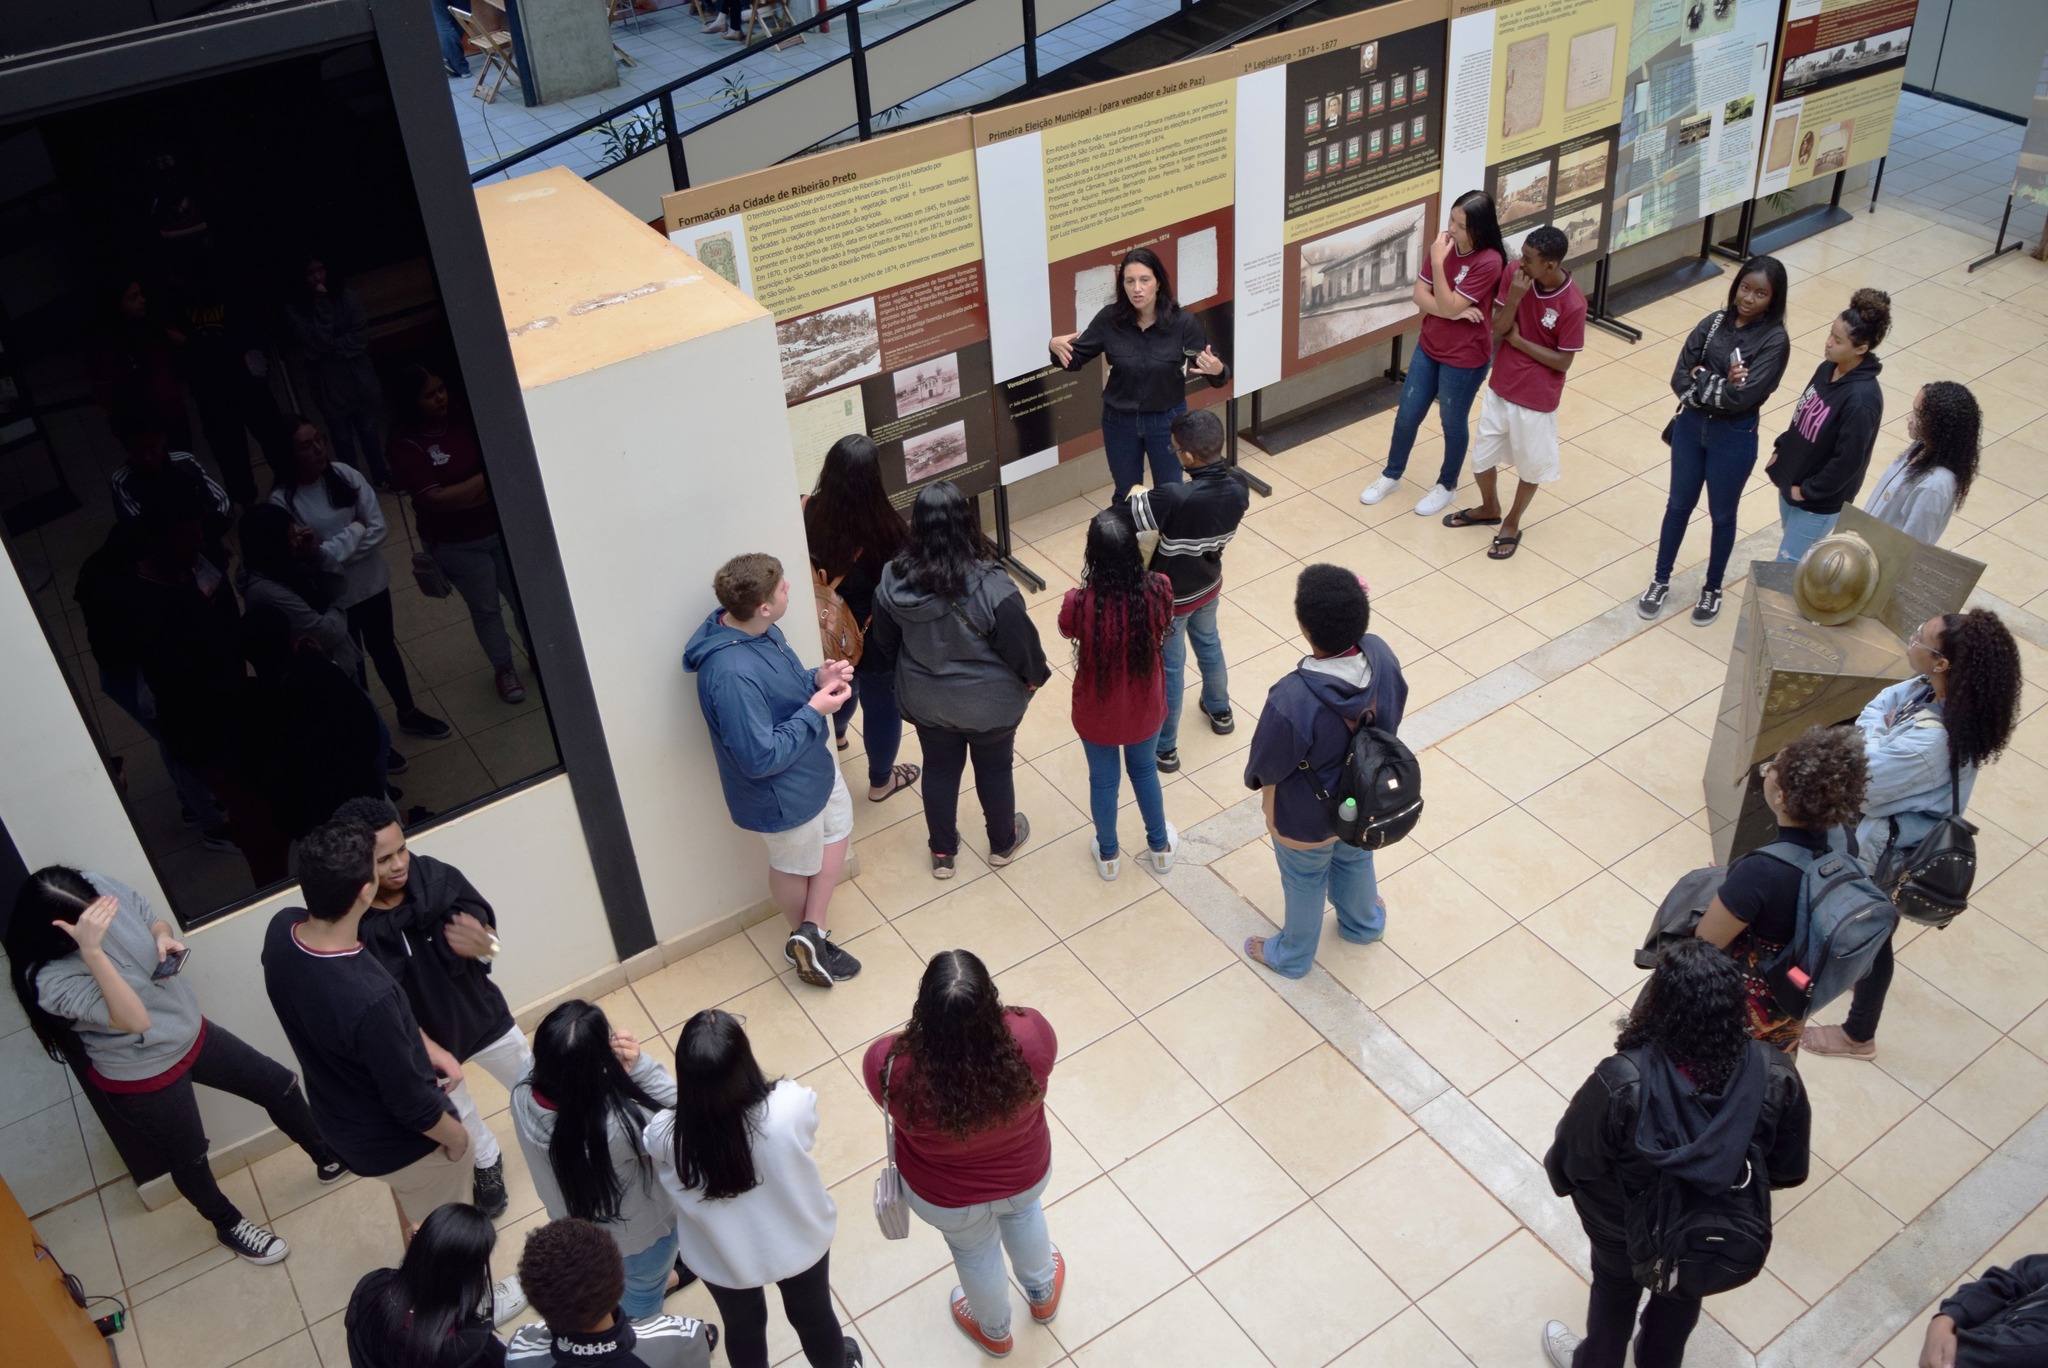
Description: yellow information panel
xmin=662 ymin=120 xmax=999 ymax=505
xmin=1755 ymin=0 xmax=1915 ymax=195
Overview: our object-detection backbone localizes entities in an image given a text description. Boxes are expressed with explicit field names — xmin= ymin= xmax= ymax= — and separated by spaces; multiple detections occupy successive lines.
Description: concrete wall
xmin=1907 ymin=0 xmax=2048 ymax=120
xmin=520 ymin=0 xmax=621 ymax=104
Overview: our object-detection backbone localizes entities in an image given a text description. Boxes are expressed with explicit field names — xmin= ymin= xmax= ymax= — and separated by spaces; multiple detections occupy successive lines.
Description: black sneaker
xmin=1207 ymin=708 xmax=1235 ymax=735
xmin=385 ymin=749 xmax=409 ymax=775
xmin=843 ymin=1338 xmax=864 ymax=1367
xmin=988 ymin=813 xmax=1032 ymax=867
xmin=217 ymin=1218 xmax=289 ymax=1265
xmin=399 ymin=708 xmax=452 ymax=739
xmin=472 ymin=1156 xmax=509 ymax=1218
xmin=816 ymin=931 xmax=862 ymax=981
xmin=1155 ymin=749 xmax=1181 ymax=774
xmin=315 ymin=1157 xmax=350 ymax=1184
xmin=931 ymin=852 xmax=956 ymax=880
xmin=1636 ymin=580 xmax=1670 ymax=620
xmin=1691 ymin=587 xmax=1723 ymax=626
xmin=787 ymin=923 xmax=841 ymax=987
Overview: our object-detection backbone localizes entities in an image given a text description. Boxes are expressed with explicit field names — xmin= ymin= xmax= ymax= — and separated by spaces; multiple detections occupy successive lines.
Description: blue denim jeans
xmin=834 ymin=667 xmax=904 ymax=789
xmin=1382 ymin=347 xmax=1489 ymax=490
xmin=1081 ymin=735 xmax=1169 ymax=860
xmin=432 ymin=0 xmax=471 ymax=73
xmin=1263 ymin=840 xmax=1383 ymax=979
xmin=1157 ymin=599 xmax=1228 ymax=755
xmin=1101 ymin=404 xmax=1186 ymax=503
xmin=1655 ymin=409 xmax=1760 ymax=592
xmin=905 ymin=1168 xmax=1056 ymax=1340
xmin=1776 ymin=495 xmax=1839 ymax=563
xmin=620 ymin=1226 xmax=680 ymax=1319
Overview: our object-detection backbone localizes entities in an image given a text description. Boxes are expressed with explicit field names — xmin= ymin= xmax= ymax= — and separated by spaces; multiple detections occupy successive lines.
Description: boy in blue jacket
xmin=683 ymin=553 xmax=861 ymax=988
xmin=1242 ymin=564 xmax=1407 ymax=979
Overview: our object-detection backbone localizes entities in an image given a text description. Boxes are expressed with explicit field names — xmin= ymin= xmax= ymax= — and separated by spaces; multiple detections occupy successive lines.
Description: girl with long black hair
xmin=5 ymin=868 xmax=339 ymax=1265
xmin=1058 ymin=509 xmax=1178 ymax=880
xmin=1637 ymin=254 xmax=1793 ymax=627
xmin=345 ymin=1202 xmax=506 ymax=1367
xmin=513 ymin=999 xmax=690 ymax=1318
xmin=1359 ymin=189 xmax=1510 ymax=517
xmin=1862 ymin=380 xmax=1981 ymax=544
xmin=803 ymin=434 xmax=919 ymax=801
xmin=645 ymin=1010 xmax=862 ymax=1368
xmin=1803 ymin=608 xmax=2023 ymax=1060
xmin=1048 ymin=245 xmax=1230 ymax=503
xmin=862 ymin=950 xmax=1061 ymax=1359
xmin=269 ymin=414 xmax=448 ymax=742
xmin=870 ymin=481 xmax=1051 ymax=879
xmin=1542 ymin=939 xmax=1811 ymax=1368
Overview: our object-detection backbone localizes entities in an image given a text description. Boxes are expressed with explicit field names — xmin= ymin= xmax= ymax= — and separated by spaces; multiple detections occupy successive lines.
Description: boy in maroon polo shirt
xmin=1444 ymin=225 xmax=1585 ymax=560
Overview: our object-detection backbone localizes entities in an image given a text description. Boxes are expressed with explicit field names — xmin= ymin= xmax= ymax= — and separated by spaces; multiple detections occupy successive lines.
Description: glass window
xmin=0 ymin=42 xmax=562 ymax=927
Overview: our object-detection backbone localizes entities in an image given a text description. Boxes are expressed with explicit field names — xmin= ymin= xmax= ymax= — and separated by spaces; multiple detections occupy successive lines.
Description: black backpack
xmin=1628 ymin=1138 xmax=1775 ymax=1297
xmin=1875 ymin=752 xmax=1976 ymax=929
xmin=1299 ymin=696 xmax=1423 ymax=849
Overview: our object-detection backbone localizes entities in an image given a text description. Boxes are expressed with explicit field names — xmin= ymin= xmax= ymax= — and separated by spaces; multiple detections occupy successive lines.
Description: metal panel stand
xmin=989 ymin=484 xmax=1046 ymax=591
xmin=1715 ymin=171 xmax=1853 ymax=261
xmin=1970 ymin=194 xmax=2028 ymax=271
xmin=1586 ymin=255 xmax=1642 ymax=343
xmin=1225 ymin=396 xmax=1272 ymax=497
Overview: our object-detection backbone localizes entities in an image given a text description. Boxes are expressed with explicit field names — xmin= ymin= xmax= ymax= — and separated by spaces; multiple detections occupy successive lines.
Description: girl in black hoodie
xmin=1767 ymin=288 xmax=1891 ymax=562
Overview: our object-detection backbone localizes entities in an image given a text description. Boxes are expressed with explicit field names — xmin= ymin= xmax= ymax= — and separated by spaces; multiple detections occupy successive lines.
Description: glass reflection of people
xmin=242 ymin=605 xmax=392 ymax=841
xmin=390 ymin=368 xmax=530 ymax=706
xmin=271 ymin=415 xmax=450 ymax=742
xmin=239 ymin=502 xmax=360 ymax=677
xmin=803 ymin=434 xmax=918 ymax=802
xmin=1048 ymin=247 xmax=1229 ymax=504
xmin=157 ymin=229 xmax=277 ymax=507
xmin=107 ymin=400 xmax=231 ymax=563
xmin=90 ymin=277 xmax=190 ymax=450
xmin=285 ymin=255 xmax=388 ymax=488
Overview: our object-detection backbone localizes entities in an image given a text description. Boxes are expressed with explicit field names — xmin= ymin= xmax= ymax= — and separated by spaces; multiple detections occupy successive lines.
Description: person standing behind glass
xmin=1863 ymin=380 xmax=1981 ymax=545
xmin=271 ymin=414 xmax=450 ymax=743
xmin=1048 ymin=246 xmax=1228 ymax=504
xmin=1766 ymin=288 xmax=1890 ymax=563
xmin=803 ymin=434 xmax=919 ymax=802
xmin=1358 ymin=190 xmax=1509 ymax=518
xmin=285 ymin=256 xmax=388 ymax=488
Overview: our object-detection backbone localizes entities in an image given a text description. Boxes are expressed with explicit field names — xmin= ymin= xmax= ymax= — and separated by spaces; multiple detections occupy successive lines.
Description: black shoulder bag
xmin=1661 ymin=312 xmax=1722 ymax=445
xmin=1882 ymin=750 xmax=1976 ymax=929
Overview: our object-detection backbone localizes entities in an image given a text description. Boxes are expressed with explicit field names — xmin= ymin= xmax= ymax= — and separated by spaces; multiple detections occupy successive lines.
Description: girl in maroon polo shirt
xmin=863 ymin=951 xmax=1062 ymax=1358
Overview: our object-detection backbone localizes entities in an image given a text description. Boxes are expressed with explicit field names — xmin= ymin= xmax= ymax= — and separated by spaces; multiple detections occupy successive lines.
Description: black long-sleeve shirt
xmin=1940 ymin=1254 xmax=2048 ymax=1366
xmin=1057 ymin=304 xmax=1228 ymax=413
xmin=1669 ymin=312 xmax=1791 ymax=420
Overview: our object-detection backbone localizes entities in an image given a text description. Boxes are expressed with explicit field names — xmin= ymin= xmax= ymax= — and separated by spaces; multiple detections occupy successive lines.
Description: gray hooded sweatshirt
xmin=870 ymin=560 xmax=1050 ymax=733
xmin=512 ymin=1049 xmax=680 ymax=1258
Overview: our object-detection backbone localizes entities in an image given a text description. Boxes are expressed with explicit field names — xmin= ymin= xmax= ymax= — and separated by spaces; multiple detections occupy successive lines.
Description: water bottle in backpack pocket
xmin=1297 ymin=710 xmax=1423 ymax=849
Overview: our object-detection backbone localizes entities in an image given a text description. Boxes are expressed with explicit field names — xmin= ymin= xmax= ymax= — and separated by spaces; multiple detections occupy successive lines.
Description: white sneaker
xmin=1093 ymin=844 xmax=1120 ymax=881
xmin=1145 ymin=824 xmax=1180 ymax=875
xmin=1413 ymin=483 xmax=1454 ymax=517
xmin=489 ymin=1275 xmax=528 ymax=1325
xmin=1541 ymin=1319 xmax=1582 ymax=1368
xmin=1359 ymin=475 xmax=1400 ymax=505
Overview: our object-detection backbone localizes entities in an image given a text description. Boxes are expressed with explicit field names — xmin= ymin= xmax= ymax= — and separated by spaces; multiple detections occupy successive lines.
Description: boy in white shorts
xmin=683 ymin=553 xmax=863 ymax=988
xmin=1442 ymin=224 xmax=1585 ymax=561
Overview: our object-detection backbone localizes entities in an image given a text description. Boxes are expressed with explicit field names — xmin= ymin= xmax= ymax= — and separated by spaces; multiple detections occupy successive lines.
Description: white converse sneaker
xmin=488 ymin=1275 xmax=528 ymax=1325
xmin=1092 ymin=843 xmax=1120 ymax=881
xmin=1413 ymin=483 xmax=1454 ymax=517
xmin=1145 ymin=824 xmax=1180 ymax=875
xmin=1541 ymin=1319 xmax=1583 ymax=1368
xmin=1359 ymin=475 xmax=1400 ymax=505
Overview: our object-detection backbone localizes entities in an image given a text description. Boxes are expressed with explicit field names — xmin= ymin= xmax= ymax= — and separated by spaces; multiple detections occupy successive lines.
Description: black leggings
xmin=1577 ymin=1230 xmax=1701 ymax=1368
xmin=346 ymin=589 xmax=417 ymax=715
xmin=1843 ymin=929 xmax=1894 ymax=1043
xmin=704 ymin=1250 xmax=848 ymax=1368
xmin=914 ymin=723 xmax=1018 ymax=856
xmin=98 ymin=1022 xmax=335 ymax=1230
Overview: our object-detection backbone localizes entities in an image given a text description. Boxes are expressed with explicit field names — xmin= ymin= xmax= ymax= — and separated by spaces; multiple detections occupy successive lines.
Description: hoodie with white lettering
xmin=1766 ymin=353 xmax=1884 ymax=516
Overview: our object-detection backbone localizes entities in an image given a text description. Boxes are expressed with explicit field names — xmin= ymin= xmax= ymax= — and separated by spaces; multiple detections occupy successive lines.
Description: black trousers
xmin=704 ymin=1250 xmax=848 ymax=1368
xmin=98 ymin=1023 xmax=334 ymax=1230
xmin=1577 ymin=1232 xmax=1701 ymax=1368
xmin=914 ymin=723 xmax=1017 ymax=856
xmin=346 ymin=589 xmax=418 ymax=716
xmin=190 ymin=366 xmax=276 ymax=506
xmin=1843 ymin=930 xmax=1894 ymax=1042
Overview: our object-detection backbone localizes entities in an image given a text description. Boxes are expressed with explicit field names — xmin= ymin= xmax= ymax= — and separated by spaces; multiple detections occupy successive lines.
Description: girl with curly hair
xmin=1767 ymin=287 xmax=1891 ymax=562
xmin=1696 ymin=724 xmax=1870 ymax=1051
xmin=1058 ymin=509 xmax=1179 ymax=880
xmin=1804 ymin=608 xmax=2023 ymax=1060
xmin=1862 ymin=380 xmax=1981 ymax=544
xmin=862 ymin=950 xmax=1061 ymax=1358
xmin=1541 ymin=939 xmax=1811 ymax=1368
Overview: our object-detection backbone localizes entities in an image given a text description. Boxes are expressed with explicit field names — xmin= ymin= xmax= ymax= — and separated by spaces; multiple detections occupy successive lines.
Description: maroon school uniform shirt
xmin=1417 ymin=243 xmax=1506 ymax=369
xmin=862 ymin=1008 xmax=1056 ymax=1208
xmin=389 ymin=416 xmax=498 ymax=543
xmin=1488 ymin=270 xmax=1586 ymax=413
xmin=1057 ymin=581 xmax=1172 ymax=747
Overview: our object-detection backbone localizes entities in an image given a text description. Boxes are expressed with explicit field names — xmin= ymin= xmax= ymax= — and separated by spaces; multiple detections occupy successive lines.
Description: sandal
xmin=1488 ymin=531 xmax=1523 ymax=560
xmin=869 ymin=763 xmax=920 ymax=802
xmin=835 ymin=734 xmax=850 ymax=752
xmin=1443 ymin=508 xmax=1503 ymax=528
xmin=1244 ymin=936 xmax=1268 ymax=966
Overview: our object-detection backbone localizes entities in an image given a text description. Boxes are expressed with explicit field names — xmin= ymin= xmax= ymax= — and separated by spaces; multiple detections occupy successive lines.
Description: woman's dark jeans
xmin=1654 ymin=407 xmax=1760 ymax=592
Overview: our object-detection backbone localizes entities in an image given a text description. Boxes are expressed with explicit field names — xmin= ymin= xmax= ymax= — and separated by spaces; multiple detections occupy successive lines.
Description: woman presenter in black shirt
xmin=1049 ymin=247 xmax=1229 ymax=504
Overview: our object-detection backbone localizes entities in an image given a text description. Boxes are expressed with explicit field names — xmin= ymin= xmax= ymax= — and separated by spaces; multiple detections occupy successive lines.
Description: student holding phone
xmin=6 ymin=867 xmax=345 ymax=1264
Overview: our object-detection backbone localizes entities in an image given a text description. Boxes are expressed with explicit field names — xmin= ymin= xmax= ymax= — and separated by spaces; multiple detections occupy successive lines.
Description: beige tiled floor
xmin=14 ymin=201 xmax=2048 ymax=1367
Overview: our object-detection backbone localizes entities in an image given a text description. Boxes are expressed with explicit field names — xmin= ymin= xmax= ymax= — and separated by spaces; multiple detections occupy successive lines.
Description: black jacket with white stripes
xmin=1125 ymin=459 xmax=1251 ymax=611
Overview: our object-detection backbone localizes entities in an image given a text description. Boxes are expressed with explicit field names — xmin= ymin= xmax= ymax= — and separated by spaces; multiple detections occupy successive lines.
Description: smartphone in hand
xmin=151 ymin=948 xmax=190 ymax=981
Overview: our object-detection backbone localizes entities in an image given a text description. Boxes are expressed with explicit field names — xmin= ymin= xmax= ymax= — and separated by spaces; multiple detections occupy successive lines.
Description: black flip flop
xmin=1488 ymin=531 xmax=1523 ymax=560
xmin=1443 ymin=508 xmax=1503 ymax=528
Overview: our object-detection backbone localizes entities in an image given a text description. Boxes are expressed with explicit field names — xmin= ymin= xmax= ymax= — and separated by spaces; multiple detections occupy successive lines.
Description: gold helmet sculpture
xmin=1793 ymin=530 xmax=1881 ymax=626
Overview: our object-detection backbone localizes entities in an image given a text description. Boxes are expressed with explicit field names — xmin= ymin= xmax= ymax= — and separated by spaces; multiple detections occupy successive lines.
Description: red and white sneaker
xmin=1028 ymin=1247 xmax=1065 ymax=1324
xmin=948 ymin=1286 xmax=1014 ymax=1358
